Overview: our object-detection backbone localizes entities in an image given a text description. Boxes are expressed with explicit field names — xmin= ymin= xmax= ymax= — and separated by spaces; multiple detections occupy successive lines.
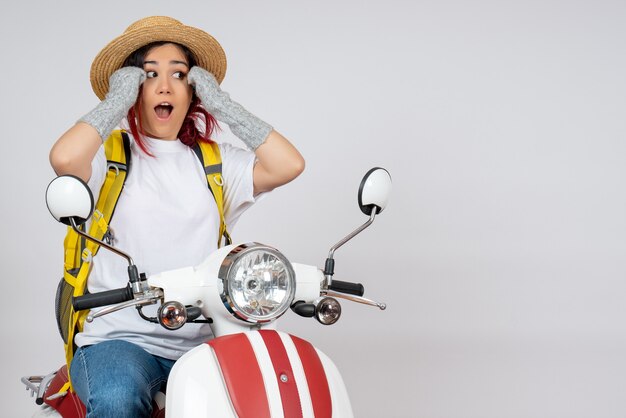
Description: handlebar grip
xmin=72 ymin=285 xmax=133 ymax=311
xmin=328 ymin=280 xmax=365 ymax=297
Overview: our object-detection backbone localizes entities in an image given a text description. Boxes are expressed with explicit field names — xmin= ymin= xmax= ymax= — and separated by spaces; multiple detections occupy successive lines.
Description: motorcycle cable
xmin=135 ymin=305 xmax=213 ymax=324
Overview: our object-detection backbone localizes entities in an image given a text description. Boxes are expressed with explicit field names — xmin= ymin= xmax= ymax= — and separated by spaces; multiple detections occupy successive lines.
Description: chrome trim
xmin=158 ymin=301 xmax=188 ymax=330
xmin=325 ymin=210 xmax=377 ymax=287
xmin=21 ymin=371 xmax=58 ymax=405
xmin=86 ymin=289 xmax=163 ymax=322
xmin=69 ymin=217 xmax=135 ymax=266
xmin=323 ymin=289 xmax=386 ymax=310
xmin=328 ymin=210 xmax=377 ymax=260
xmin=218 ymin=242 xmax=296 ymax=324
xmin=315 ymin=296 xmax=342 ymax=325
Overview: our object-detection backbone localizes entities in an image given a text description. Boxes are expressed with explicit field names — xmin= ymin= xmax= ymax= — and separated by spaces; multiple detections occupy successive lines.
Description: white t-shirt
xmin=75 ymin=134 xmax=259 ymax=359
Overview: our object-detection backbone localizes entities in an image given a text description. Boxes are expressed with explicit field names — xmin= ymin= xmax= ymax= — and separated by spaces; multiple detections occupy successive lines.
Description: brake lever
xmin=86 ymin=289 xmax=164 ymax=322
xmin=323 ymin=289 xmax=386 ymax=310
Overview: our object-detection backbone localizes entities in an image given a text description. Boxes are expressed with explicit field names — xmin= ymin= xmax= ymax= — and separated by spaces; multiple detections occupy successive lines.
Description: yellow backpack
xmin=54 ymin=129 xmax=230 ymax=391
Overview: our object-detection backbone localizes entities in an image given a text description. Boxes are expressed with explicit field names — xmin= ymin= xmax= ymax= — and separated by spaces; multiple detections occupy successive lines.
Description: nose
xmin=156 ymin=77 xmax=172 ymax=95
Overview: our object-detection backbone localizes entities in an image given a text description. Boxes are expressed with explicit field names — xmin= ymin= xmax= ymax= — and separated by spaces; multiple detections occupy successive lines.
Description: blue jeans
xmin=70 ymin=340 xmax=176 ymax=418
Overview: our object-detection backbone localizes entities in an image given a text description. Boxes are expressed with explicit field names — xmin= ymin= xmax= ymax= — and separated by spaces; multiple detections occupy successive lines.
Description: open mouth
xmin=154 ymin=102 xmax=174 ymax=119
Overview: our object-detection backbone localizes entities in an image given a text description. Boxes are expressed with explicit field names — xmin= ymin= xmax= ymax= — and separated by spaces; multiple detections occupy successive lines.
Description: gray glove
xmin=79 ymin=67 xmax=146 ymax=141
xmin=188 ymin=66 xmax=272 ymax=150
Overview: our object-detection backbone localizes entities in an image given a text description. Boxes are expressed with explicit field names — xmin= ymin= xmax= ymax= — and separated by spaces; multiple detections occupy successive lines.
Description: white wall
xmin=3 ymin=1 xmax=626 ymax=417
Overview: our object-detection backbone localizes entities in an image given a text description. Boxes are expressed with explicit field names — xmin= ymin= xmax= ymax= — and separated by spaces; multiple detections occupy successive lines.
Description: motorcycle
xmin=23 ymin=167 xmax=391 ymax=418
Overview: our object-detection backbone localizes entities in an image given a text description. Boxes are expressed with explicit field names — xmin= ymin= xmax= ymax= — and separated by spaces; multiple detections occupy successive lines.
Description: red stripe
xmin=291 ymin=335 xmax=332 ymax=418
xmin=43 ymin=365 xmax=86 ymax=418
xmin=207 ymin=334 xmax=271 ymax=418
xmin=259 ymin=330 xmax=303 ymax=418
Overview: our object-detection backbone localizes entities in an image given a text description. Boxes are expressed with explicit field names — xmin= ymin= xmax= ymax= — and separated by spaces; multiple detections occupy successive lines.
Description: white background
xmin=3 ymin=1 xmax=626 ymax=417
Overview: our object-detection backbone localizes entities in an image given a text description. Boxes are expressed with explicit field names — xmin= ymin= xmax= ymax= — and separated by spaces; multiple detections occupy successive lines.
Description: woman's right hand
xmin=50 ymin=67 xmax=146 ymax=181
xmin=106 ymin=67 xmax=147 ymax=112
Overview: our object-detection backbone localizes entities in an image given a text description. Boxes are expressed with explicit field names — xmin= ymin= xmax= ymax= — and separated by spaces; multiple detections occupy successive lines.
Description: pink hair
xmin=126 ymin=88 xmax=219 ymax=156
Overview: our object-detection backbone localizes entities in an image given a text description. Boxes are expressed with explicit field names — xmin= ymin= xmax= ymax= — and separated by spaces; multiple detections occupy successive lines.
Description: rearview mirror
xmin=323 ymin=167 xmax=392 ymax=285
xmin=358 ymin=167 xmax=392 ymax=216
xmin=45 ymin=175 xmax=94 ymax=226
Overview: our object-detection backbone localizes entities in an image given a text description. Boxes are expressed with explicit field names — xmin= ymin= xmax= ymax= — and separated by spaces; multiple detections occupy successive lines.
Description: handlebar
xmin=72 ymin=285 xmax=134 ymax=311
xmin=328 ymin=280 xmax=364 ymax=297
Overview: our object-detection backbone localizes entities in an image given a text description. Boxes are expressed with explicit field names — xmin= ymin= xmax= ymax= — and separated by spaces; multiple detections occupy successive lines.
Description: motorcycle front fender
xmin=165 ymin=330 xmax=353 ymax=418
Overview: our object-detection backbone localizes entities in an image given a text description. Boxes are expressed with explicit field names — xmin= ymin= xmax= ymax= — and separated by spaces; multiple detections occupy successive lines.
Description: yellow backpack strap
xmin=192 ymin=141 xmax=231 ymax=247
xmin=59 ymin=129 xmax=131 ymax=390
xmin=96 ymin=130 xmax=131 ymax=234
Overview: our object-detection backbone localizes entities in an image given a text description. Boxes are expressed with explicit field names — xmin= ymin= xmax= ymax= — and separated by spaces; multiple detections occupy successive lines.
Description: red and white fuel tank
xmin=165 ymin=329 xmax=353 ymax=418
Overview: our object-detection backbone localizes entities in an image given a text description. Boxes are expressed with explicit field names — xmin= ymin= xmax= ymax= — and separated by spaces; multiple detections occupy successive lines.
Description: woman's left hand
xmin=188 ymin=67 xmax=304 ymax=194
xmin=187 ymin=66 xmax=272 ymax=151
xmin=187 ymin=66 xmax=226 ymax=115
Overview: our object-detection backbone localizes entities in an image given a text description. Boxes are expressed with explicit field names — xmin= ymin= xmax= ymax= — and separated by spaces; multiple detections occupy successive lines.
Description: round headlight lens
xmin=220 ymin=244 xmax=296 ymax=323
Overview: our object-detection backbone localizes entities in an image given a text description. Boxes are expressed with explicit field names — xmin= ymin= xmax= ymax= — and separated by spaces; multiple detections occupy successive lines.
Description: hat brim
xmin=90 ymin=21 xmax=226 ymax=100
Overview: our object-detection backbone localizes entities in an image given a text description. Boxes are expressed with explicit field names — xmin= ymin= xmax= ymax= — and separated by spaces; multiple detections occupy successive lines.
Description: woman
xmin=49 ymin=16 xmax=304 ymax=417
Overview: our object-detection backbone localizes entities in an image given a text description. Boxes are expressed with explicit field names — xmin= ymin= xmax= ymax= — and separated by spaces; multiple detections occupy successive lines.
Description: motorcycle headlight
xmin=219 ymin=243 xmax=296 ymax=324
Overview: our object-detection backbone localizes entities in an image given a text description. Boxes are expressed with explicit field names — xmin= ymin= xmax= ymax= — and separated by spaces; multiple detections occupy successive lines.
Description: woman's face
xmin=138 ymin=43 xmax=193 ymax=140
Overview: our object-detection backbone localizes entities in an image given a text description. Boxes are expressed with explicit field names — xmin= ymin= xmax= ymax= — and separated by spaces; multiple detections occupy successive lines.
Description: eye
xmin=173 ymin=71 xmax=186 ymax=80
xmin=146 ymin=70 xmax=157 ymax=78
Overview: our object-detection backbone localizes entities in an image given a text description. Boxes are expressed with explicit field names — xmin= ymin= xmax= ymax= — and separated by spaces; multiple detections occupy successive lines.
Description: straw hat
xmin=90 ymin=16 xmax=227 ymax=100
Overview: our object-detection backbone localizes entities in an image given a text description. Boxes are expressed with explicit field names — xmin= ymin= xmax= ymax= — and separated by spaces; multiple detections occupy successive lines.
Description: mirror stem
xmin=324 ymin=209 xmax=377 ymax=286
xmin=69 ymin=218 xmax=135 ymax=266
